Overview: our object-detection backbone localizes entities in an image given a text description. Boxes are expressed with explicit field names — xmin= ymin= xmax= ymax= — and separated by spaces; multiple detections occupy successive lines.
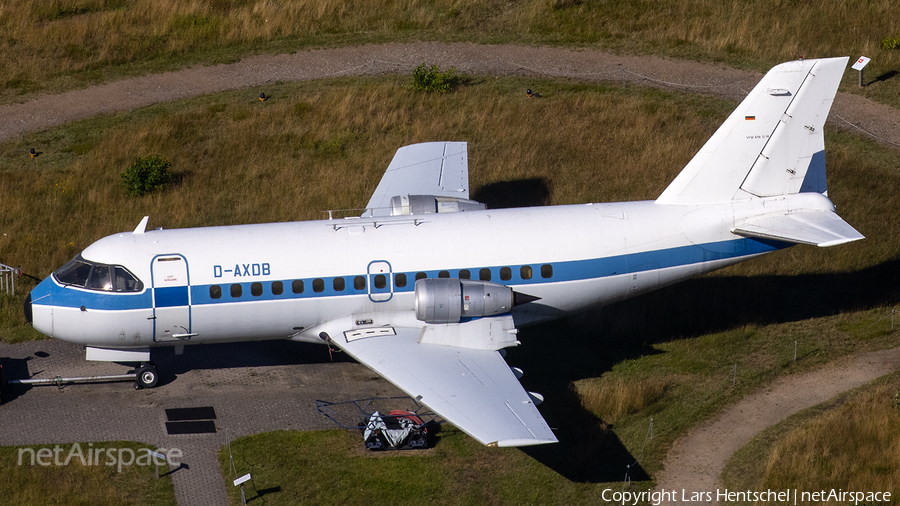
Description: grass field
xmin=212 ymin=308 xmax=898 ymax=505
xmin=1 ymin=0 xmax=899 ymax=108
xmin=0 ymin=441 xmax=178 ymax=506
xmin=3 ymin=73 xmax=899 ymax=502
xmin=2 ymin=74 xmax=899 ymax=342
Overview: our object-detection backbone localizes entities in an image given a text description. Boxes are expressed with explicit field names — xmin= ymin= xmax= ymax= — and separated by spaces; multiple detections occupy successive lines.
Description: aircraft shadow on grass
xmin=504 ymin=255 xmax=900 ymax=483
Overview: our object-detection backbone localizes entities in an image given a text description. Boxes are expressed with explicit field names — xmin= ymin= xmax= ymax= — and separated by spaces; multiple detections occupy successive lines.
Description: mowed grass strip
xmin=0 ymin=0 xmax=898 ymax=108
xmin=721 ymin=372 xmax=900 ymax=504
xmin=218 ymin=428 xmax=597 ymax=505
xmin=0 ymin=441 xmax=177 ymax=506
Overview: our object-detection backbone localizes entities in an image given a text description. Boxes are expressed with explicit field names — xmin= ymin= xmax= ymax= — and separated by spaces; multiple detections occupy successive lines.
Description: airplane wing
xmin=321 ymin=317 xmax=557 ymax=447
xmin=733 ymin=210 xmax=864 ymax=247
xmin=364 ymin=142 xmax=469 ymax=217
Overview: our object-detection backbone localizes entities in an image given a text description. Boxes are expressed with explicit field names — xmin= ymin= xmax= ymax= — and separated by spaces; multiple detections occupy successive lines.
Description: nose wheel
xmin=134 ymin=362 xmax=159 ymax=389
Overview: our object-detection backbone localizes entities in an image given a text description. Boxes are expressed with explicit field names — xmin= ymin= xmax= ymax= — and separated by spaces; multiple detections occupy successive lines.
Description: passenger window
xmin=374 ymin=274 xmax=386 ymax=289
xmin=458 ymin=269 xmax=470 ymax=279
xmin=251 ymin=282 xmax=263 ymax=296
xmin=415 ymin=272 xmax=426 ymax=281
xmin=438 ymin=271 xmax=450 ymax=278
xmin=395 ymin=273 xmax=407 ymax=288
xmin=86 ymin=265 xmax=113 ymax=291
xmin=272 ymin=281 xmax=283 ymax=295
xmin=333 ymin=277 xmax=345 ymax=291
xmin=354 ymin=276 xmax=366 ymax=290
xmin=520 ymin=265 xmax=532 ymax=280
xmin=231 ymin=284 xmax=242 ymax=297
xmin=500 ymin=267 xmax=512 ymax=281
xmin=479 ymin=268 xmax=491 ymax=281
xmin=541 ymin=264 xmax=553 ymax=278
xmin=210 ymin=285 xmax=222 ymax=299
xmin=292 ymin=279 xmax=304 ymax=294
xmin=313 ymin=278 xmax=324 ymax=292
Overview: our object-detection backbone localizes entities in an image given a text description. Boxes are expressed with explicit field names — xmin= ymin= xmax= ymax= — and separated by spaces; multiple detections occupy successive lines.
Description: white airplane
xmin=25 ymin=57 xmax=862 ymax=447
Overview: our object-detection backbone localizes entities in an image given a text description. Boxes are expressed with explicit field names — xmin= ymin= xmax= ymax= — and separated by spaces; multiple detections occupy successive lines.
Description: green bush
xmin=120 ymin=155 xmax=173 ymax=196
xmin=412 ymin=64 xmax=459 ymax=93
xmin=883 ymin=38 xmax=899 ymax=50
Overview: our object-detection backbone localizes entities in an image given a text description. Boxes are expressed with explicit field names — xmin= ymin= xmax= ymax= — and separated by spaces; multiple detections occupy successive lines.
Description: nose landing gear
xmin=134 ymin=362 xmax=159 ymax=390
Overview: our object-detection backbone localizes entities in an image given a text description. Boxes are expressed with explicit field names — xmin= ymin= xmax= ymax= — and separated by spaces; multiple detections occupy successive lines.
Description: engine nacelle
xmin=414 ymin=278 xmax=513 ymax=324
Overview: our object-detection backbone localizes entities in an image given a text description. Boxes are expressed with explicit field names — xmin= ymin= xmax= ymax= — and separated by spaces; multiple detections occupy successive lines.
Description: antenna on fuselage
xmin=133 ymin=216 xmax=150 ymax=234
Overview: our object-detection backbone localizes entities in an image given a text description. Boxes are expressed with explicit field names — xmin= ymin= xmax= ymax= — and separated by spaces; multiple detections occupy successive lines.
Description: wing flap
xmin=335 ymin=324 xmax=556 ymax=447
xmin=733 ymin=210 xmax=864 ymax=247
xmin=365 ymin=142 xmax=469 ymax=217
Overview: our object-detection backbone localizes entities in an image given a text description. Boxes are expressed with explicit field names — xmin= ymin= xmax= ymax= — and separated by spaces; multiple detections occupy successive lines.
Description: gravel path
xmin=1 ymin=42 xmax=899 ymax=149
xmin=2 ymin=43 xmax=900 ymax=505
xmin=655 ymin=346 xmax=900 ymax=504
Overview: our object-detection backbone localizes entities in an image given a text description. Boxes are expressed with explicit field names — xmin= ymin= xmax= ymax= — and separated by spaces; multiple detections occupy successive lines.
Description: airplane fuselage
xmin=27 ymin=192 xmax=838 ymax=351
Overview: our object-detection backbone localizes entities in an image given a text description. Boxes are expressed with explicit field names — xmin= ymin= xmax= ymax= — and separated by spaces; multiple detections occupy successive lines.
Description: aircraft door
xmin=151 ymin=254 xmax=193 ymax=342
xmin=367 ymin=260 xmax=393 ymax=302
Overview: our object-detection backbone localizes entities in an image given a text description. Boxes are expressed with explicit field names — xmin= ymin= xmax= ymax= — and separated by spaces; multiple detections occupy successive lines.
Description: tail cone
xmin=513 ymin=291 xmax=541 ymax=306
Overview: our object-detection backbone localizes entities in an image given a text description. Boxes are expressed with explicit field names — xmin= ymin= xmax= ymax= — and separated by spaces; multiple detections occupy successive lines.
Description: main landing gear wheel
xmin=134 ymin=362 xmax=159 ymax=389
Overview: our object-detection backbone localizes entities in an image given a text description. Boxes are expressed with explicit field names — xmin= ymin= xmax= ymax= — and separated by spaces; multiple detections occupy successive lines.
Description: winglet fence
xmin=1 ymin=263 xmax=19 ymax=295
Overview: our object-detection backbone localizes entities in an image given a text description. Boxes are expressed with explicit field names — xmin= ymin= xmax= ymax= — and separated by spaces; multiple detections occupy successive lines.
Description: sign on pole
xmin=852 ymin=56 xmax=871 ymax=87
xmin=851 ymin=56 xmax=871 ymax=71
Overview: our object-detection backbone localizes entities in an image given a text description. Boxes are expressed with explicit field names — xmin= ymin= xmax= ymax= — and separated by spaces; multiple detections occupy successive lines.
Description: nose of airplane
xmin=24 ymin=292 xmax=33 ymax=324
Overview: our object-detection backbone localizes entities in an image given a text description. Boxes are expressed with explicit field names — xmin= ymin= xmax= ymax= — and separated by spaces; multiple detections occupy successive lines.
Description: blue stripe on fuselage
xmin=154 ymin=286 xmax=189 ymax=307
xmin=33 ymin=238 xmax=789 ymax=311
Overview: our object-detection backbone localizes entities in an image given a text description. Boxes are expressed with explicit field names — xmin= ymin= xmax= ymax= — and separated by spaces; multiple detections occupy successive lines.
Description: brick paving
xmin=0 ymin=339 xmax=402 ymax=505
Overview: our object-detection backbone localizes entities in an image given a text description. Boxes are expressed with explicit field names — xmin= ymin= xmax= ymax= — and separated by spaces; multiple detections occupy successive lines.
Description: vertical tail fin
xmin=656 ymin=57 xmax=849 ymax=205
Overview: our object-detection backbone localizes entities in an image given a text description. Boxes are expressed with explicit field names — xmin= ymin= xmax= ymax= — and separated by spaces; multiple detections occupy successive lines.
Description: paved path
xmin=654 ymin=345 xmax=900 ymax=504
xmin=1 ymin=42 xmax=899 ymax=149
xmin=0 ymin=339 xmax=402 ymax=505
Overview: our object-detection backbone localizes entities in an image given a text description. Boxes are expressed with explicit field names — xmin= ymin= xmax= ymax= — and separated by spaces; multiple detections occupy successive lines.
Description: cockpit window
xmin=53 ymin=255 xmax=144 ymax=293
xmin=86 ymin=265 xmax=113 ymax=291
xmin=114 ymin=267 xmax=141 ymax=291
xmin=54 ymin=258 xmax=93 ymax=286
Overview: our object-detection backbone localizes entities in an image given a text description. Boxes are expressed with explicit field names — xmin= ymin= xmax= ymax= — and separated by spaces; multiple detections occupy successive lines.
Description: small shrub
xmin=120 ymin=155 xmax=173 ymax=197
xmin=884 ymin=38 xmax=900 ymax=50
xmin=412 ymin=64 xmax=459 ymax=93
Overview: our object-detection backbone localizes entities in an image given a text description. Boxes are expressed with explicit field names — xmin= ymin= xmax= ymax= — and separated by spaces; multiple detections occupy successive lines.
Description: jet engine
xmin=414 ymin=278 xmax=513 ymax=324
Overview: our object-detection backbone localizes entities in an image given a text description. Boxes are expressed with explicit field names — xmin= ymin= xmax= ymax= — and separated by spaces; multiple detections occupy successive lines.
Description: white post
xmin=851 ymin=56 xmax=871 ymax=88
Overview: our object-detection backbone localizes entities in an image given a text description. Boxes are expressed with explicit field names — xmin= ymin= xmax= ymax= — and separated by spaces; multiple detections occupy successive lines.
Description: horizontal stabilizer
xmin=733 ymin=211 xmax=864 ymax=247
xmin=365 ymin=142 xmax=469 ymax=217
